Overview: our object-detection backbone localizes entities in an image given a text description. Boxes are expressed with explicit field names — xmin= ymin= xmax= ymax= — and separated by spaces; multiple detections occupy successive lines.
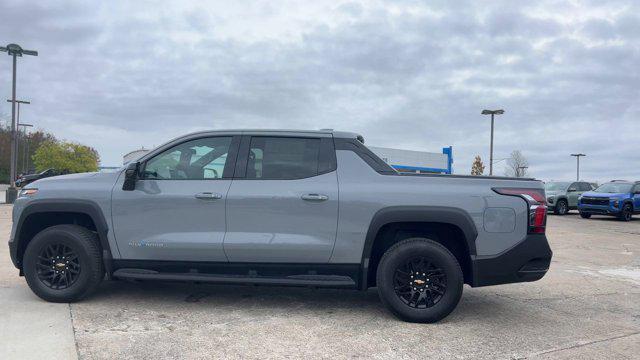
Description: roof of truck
xmin=176 ymin=129 xmax=362 ymax=139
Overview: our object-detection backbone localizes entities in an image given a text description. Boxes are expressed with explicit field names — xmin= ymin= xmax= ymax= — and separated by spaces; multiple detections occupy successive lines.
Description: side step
xmin=112 ymin=268 xmax=357 ymax=288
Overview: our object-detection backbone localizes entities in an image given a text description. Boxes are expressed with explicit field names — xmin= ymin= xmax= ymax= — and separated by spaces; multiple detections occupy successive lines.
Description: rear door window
xmin=246 ymin=137 xmax=321 ymax=180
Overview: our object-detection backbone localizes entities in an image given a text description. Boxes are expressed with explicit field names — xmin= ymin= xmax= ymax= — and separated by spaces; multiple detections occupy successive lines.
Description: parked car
xmin=16 ymin=169 xmax=63 ymax=188
xmin=578 ymin=180 xmax=640 ymax=221
xmin=545 ymin=181 xmax=593 ymax=215
xmin=9 ymin=130 xmax=552 ymax=323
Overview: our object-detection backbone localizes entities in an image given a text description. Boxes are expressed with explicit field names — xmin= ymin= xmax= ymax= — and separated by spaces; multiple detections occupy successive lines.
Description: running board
xmin=112 ymin=268 xmax=357 ymax=288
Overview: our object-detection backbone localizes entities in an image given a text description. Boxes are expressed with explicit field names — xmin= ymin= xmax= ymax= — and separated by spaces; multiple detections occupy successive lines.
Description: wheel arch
xmin=360 ymin=206 xmax=478 ymax=290
xmin=13 ymin=199 xmax=112 ymax=274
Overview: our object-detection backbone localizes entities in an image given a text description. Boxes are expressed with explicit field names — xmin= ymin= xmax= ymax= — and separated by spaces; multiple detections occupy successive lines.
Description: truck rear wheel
xmin=376 ymin=238 xmax=463 ymax=323
xmin=23 ymin=225 xmax=104 ymax=302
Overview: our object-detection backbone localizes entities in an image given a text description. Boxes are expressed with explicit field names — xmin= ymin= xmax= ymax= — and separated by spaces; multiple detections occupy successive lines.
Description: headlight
xmin=611 ymin=199 xmax=619 ymax=207
xmin=18 ymin=188 xmax=38 ymax=197
xmin=547 ymin=196 xmax=554 ymax=203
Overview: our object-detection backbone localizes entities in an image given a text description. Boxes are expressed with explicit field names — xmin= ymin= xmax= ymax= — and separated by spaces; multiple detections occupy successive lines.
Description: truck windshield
xmin=544 ymin=182 xmax=570 ymax=191
xmin=594 ymin=183 xmax=632 ymax=193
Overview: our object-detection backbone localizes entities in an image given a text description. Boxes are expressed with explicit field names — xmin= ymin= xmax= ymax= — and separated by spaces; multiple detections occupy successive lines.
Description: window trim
xmin=333 ymin=138 xmax=397 ymax=175
xmin=139 ymin=135 xmax=240 ymax=181
xmin=233 ymin=135 xmax=336 ymax=180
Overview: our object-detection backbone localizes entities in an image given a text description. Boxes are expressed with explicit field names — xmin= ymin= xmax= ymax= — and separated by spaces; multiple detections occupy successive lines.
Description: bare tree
xmin=471 ymin=155 xmax=485 ymax=176
xmin=504 ymin=150 xmax=529 ymax=178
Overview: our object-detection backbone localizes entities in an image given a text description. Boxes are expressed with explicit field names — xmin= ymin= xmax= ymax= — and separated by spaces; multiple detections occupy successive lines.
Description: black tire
xmin=580 ymin=212 xmax=591 ymax=219
xmin=618 ymin=204 xmax=633 ymax=222
xmin=376 ymin=238 xmax=463 ymax=323
xmin=23 ymin=225 xmax=104 ymax=302
xmin=554 ymin=199 xmax=568 ymax=215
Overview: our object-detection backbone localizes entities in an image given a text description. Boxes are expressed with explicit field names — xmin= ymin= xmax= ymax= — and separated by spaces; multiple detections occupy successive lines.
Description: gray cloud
xmin=0 ymin=0 xmax=638 ymax=182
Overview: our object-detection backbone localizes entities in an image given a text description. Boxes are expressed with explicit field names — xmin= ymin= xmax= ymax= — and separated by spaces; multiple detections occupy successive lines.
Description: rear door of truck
xmin=224 ymin=133 xmax=339 ymax=263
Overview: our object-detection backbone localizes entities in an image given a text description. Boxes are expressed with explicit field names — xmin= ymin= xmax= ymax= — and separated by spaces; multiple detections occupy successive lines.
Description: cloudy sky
xmin=1 ymin=0 xmax=638 ymax=182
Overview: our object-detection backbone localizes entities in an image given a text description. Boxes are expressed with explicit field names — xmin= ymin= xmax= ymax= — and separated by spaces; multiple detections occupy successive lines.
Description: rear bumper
xmin=471 ymin=234 xmax=552 ymax=287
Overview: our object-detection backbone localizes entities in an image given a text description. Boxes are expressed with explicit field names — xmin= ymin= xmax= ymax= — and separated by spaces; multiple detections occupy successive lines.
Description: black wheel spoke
xmin=36 ymin=242 xmax=80 ymax=290
xmin=393 ymin=255 xmax=447 ymax=309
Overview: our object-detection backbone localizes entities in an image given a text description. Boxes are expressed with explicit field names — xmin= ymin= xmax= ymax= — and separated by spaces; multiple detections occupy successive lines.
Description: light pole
xmin=1 ymin=44 xmax=38 ymax=203
xmin=18 ymin=123 xmax=33 ymax=175
xmin=6 ymin=99 xmax=30 ymax=175
xmin=570 ymin=154 xmax=585 ymax=181
xmin=481 ymin=109 xmax=505 ymax=175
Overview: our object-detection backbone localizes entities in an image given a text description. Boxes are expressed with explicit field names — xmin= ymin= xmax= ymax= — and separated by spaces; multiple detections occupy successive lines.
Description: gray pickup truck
xmin=8 ymin=130 xmax=552 ymax=323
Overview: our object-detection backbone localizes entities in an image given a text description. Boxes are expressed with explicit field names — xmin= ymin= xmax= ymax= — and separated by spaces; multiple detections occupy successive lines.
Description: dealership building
xmin=122 ymin=145 xmax=454 ymax=175
xmin=369 ymin=146 xmax=453 ymax=174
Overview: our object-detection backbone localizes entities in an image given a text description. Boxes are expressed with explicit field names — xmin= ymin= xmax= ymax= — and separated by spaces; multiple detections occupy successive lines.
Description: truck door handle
xmin=301 ymin=194 xmax=329 ymax=201
xmin=194 ymin=192 xmax=223 ymax=200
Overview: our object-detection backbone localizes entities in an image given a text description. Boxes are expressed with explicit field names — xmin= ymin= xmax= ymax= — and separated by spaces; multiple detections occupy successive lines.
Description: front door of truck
xmin=224 ymin=135 xmax=339 ymax=263
xmin=567 ymin=182 xmax=581 ymax=207
xmin=111 ymin=135 xmax=239 ymax=261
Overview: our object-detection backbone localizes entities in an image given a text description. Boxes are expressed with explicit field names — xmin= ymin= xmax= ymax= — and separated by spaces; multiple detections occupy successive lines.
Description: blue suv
xmin=578 ymin=180 xmax=640 ymax=221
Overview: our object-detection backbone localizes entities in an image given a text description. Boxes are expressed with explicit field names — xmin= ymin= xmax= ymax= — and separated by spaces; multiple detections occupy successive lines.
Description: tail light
xmin=493 ymin=187 xmax=547 ymax=234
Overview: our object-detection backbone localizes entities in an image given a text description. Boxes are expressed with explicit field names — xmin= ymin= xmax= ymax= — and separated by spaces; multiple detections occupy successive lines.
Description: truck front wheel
xmin=376 ymin=238 xmax=463 ymax=323
xmin=554 ymin=199 xmax=568 ymax=215
xmin=580 ymin=212 xmax=592 ymax=219
xmin=619 ymin=204 xmax=633 ymax=222
xmin=23 ymin=225 xmax=104 ymax=302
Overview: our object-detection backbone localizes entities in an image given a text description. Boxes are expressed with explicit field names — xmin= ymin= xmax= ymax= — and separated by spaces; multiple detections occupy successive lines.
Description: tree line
xmin=471 ymin=150 xmax=529 ymax=177
xmin=0 ymin=123 xmax=100 ymax=183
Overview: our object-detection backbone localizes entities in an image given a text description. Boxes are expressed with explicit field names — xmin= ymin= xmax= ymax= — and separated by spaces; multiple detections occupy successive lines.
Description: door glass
xmin=247 ymin=137 xmax=321 ymax=180
xmin=144 ymin=137 xmax=232 ymax=180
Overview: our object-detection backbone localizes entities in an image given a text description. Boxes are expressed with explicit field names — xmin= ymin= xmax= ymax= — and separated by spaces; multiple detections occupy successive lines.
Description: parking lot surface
xmin=1 ymin=204 xmax=639 ymax=359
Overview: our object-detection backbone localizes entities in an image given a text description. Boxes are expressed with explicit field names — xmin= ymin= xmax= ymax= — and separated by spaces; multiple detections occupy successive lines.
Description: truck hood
xmin=29 ymin=170 xmax=122 ymax=188
xmin=581 ymin=191 xmax=626 ymax=198
xmin=545 ymin=190 xmax=563 ymax=197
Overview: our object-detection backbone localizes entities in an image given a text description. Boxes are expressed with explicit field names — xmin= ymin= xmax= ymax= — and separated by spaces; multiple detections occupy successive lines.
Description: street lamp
xmin=570 ymin=154 xmax=586 ymax=181
xmin=481 ymin=109 xmax=505 ymax=175
xmin=18 ymin=123 xmax=33 ymax=175
xmin=7 ymin=99 xmax=31 ymax=175
xmin=1 ymin=44 xmax=38 ymax=203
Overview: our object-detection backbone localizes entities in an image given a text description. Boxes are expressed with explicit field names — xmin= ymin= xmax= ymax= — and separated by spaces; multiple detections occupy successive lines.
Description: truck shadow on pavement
xmin=85 ymin=279 xmax=518 ymax=324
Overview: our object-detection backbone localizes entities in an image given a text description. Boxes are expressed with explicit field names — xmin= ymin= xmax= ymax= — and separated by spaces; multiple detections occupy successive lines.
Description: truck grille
xmin=581 ymin=197 xmax=609 ymax=206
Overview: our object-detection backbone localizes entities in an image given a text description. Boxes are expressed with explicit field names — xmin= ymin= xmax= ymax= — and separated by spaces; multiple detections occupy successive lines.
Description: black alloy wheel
xmin=376 ymin=238 xmax=463 ymax=323
xmin=556 ymin=200 xmax=568 ymax=215
xmin=23 ymin=225 xmax=104 ymax=302
xmin=393 ymin=257 xmax=446 ymax=309
xmin=36 ymin=243 xmax=81 ymax=290
xmin=620 ymin=204 xmax=633 ymax=221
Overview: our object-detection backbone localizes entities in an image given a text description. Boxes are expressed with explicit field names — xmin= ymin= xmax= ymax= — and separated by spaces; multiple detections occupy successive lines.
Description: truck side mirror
xmin=122 ymin=162 xmax=140 ymax=191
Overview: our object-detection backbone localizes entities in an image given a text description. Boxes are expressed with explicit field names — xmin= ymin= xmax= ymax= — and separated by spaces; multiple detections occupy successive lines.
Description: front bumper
xmin=9 ymin=239 xmax=19 ymax=269
xmin=578 ymin=205 xmax=620 ymax=216
xmin=471 ymin=234 xmax=552 ymax=287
